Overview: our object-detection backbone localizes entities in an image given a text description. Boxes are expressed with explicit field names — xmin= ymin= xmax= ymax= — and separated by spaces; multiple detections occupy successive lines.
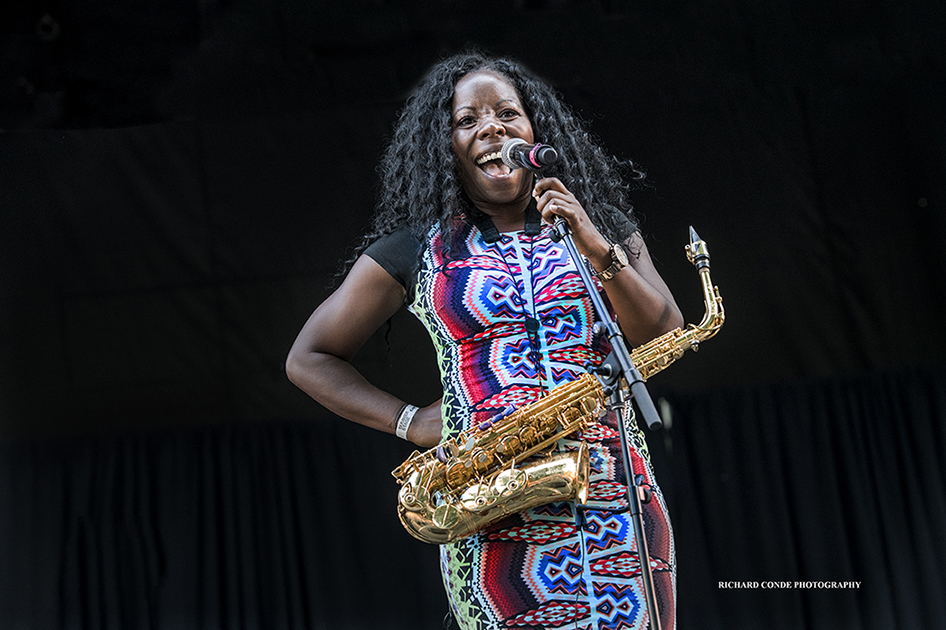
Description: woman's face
xmin=451 ymin=70 xmax=535 ymax=211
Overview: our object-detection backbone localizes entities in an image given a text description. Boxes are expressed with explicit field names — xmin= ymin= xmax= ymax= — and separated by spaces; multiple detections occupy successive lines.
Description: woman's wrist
xmin=394 ymin=404 xmax=419 ymax=440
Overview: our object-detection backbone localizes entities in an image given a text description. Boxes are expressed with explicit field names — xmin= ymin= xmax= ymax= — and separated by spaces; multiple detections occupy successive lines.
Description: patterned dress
xmin=367 ymin=209 xmax=676 ymax=630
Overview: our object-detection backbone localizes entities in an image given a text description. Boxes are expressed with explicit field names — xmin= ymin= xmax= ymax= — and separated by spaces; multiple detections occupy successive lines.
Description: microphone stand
xmin=550 ymin=216 xmax=664 ymax=630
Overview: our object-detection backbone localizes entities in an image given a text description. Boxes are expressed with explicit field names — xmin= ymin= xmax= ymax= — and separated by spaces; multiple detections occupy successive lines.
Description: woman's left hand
xmin=533 ymin=177 xmax=684 ymax=344
xmin=533 ymin=177 xmax=612 ymax=272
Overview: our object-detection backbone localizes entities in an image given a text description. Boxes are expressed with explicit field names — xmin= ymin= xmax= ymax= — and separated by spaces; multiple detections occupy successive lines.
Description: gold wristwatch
xmin=594 ymin=243 xmax=628 ymax=281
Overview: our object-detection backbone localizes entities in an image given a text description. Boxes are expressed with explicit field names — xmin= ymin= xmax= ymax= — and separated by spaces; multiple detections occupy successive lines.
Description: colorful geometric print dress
xmin=366 ymin=208 xmax=676 ymax=630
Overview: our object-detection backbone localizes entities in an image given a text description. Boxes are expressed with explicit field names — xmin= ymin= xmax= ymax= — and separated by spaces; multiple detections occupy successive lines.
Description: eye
xmin=499 ymin=109 xmax=519 ymax=119
xmin=454 ymin=115 xmax=475 ymax=128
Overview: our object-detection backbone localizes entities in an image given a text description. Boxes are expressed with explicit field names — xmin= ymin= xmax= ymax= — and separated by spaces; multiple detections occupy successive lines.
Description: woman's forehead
xmin=452 ymin=70 xmax=520 ymax=106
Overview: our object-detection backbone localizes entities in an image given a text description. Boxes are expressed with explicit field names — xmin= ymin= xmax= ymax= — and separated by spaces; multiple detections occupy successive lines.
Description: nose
xmin=478 ymin=115 xmax=505 ymax=139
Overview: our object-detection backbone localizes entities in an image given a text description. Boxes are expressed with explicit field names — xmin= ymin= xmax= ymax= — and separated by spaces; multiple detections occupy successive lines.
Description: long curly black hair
xmin=342 ymin=51 xmax=646 ymax=274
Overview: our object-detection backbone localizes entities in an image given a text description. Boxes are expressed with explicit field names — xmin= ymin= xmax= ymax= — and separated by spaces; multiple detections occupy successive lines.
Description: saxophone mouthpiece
xmin=689 ymin=226 xmax=701 ymax=244
xmin=686 ymin=226 xmax=711 ymax=270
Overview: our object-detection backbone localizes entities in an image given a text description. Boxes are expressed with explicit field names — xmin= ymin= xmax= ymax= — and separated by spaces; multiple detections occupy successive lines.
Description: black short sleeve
xmin=363 ymin=227 xmax=423 ymax=301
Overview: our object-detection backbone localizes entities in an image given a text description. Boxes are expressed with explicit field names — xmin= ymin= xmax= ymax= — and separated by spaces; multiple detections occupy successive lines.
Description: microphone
xmin=501 ymin=138 xmax=559 ymax=171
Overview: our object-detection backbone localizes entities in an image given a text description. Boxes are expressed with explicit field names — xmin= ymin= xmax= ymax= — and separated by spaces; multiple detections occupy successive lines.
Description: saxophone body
xmin=392 ymin=227 xmax=724 ymax=544
xmin=392 ymin=373 xmax=603 ymax=544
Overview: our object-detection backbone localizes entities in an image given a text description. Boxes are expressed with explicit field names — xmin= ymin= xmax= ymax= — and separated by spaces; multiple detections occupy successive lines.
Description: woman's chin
xmin=469 ymin=172 xmax=531 ymax=205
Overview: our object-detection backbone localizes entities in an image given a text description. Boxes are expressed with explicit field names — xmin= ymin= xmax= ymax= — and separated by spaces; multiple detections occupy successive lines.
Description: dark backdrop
xmin=2 ymin=1 xmax=945 ymax=628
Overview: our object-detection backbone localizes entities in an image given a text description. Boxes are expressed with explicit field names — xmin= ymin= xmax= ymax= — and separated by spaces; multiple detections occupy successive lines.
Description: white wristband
xmin=395 ymin=404 xmax=419 ymax=440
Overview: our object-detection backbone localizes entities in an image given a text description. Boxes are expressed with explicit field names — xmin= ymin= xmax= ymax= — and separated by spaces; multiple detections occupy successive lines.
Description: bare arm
xmin=285 ymin=254 xmax=443 ymax=446
xmin=600 ymin=230 xmax=684 ymax=345
xmin=533 ymin=177 xmax=684 ymax=346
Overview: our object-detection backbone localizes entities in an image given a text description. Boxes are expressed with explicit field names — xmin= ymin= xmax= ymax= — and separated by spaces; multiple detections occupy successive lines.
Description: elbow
xmin=285 ymin=347 xmax=337 ymax=392
xmin=655 ymin=301 xmax=684 ymax=336
xmin=630 ymin=304 xmax=683 ymax=345
xmin=284 ymin=349 xmax=306 ymax=388
xmin=666 ymin=307 xmax=685 ymax=333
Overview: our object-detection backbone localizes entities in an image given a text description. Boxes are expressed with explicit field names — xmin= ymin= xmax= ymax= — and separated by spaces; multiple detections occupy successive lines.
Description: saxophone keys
xmin=433 ymin=504 xmax=461 ymax=529
xmin=446 ymin=461 xmax=473 ymax=489
xmin=496 ymin=434 xmax=522 ymax=455
xmin=465 ymin=495 xmax=495 ymax=513
xmin=399 ymin=484 xmax=429 ymax=512
xmin=470 ymin=448 xmax=494 ymax=474
xmin=494 ymin=467 xmax=527 ymax=493
xmin=518 ymin=426 xmax=538 ymax=446
xmin=539 ymin=413 xmax=559 ymax=434
xmin=460 ymin=480 xmax=498 ymax=513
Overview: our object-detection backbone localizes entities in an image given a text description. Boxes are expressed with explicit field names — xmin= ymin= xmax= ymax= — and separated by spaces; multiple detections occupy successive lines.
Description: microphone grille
xmin=500 ymin=138 xmax=527 ymax=169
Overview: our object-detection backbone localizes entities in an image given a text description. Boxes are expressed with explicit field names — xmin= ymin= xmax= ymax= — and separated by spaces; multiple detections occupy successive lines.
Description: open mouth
xmin=475 ymin=151 xmax=512 ymax=177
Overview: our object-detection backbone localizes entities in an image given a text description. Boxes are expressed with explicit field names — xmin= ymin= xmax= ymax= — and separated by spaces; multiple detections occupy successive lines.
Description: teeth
xmin=476 ymin=151 xmax=502 ymax=165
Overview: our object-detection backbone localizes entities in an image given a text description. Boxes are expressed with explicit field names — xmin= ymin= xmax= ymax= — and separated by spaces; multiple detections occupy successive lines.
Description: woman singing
xmin=286 ymin=51 xmax=683 ymax=630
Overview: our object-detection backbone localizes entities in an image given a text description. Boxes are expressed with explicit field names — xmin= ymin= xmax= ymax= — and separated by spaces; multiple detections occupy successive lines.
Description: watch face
xmin=613 ymin=244 xmax=629 ymax=265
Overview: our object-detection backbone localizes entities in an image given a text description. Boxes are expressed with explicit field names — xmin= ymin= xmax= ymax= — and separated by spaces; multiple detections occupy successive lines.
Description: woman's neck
xmin=468 ymin=196 xmax=544 ymax=243
xmin=473 ymin=194 xmax=532 ymax=233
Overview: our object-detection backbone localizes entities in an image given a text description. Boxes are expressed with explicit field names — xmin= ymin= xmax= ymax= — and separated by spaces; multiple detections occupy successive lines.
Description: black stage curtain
xmin=659 ymin=363 xmax=946 ymax=630
xmin=2 ymin=363 xmax=944 ymax=630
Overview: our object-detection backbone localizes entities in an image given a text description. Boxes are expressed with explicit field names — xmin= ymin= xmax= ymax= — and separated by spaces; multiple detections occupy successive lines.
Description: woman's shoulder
xmin=363 ymin=226 xmax=424 ymax=293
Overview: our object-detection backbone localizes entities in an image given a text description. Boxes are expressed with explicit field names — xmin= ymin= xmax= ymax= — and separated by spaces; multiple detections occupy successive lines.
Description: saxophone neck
xmin=686 ymin=227 xmax=725 ymax=335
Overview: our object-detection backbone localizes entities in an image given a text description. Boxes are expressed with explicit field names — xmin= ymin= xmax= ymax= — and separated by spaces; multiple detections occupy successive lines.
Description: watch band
xmin=594 ymin=244 xmax=627 ymax=281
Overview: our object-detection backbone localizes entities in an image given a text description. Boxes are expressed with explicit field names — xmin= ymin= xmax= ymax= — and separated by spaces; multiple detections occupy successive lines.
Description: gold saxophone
xmin=392 ymin=227 xmax=724 ymax=544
